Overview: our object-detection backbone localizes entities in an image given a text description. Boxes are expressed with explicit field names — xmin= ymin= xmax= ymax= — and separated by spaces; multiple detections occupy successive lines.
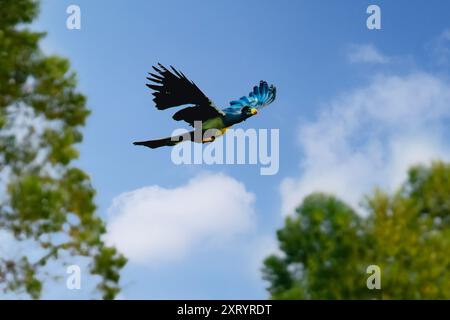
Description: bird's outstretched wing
xmin=229 ymin=81 xmax=276 ymax=110
xmin=146 ymin=64 xmax=224 ymax=126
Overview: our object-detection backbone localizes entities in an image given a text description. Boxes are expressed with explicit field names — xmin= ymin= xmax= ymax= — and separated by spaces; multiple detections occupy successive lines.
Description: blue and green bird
xmin=133 ymin=64 xmax=277 ymax=148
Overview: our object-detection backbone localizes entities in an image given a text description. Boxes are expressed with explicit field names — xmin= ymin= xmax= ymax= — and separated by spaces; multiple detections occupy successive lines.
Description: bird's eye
xmin=241 ymin=106 xmax=251 ymax=114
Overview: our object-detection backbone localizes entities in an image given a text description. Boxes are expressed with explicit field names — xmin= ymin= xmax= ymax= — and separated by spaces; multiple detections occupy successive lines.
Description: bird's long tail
xmin=133 ymin=131 xmax=196 ymax=149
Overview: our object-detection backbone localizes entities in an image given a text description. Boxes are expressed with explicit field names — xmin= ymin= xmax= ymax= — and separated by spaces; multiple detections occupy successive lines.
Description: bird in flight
xmin=133 ymin=64 xmax=277 ymax=149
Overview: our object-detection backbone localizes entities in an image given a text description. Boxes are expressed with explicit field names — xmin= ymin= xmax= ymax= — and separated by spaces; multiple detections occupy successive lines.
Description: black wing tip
xmin=150 ymin=63 xmax=182 ymax=80
xmin=152 ymin=64 xmax=164 ymax=74
xmin=158 ymin=63 xmax=168 ymax=71
xmin=146 ymin=83 xmax=162 ymax=91
xmin=146 ymin=76 xmax=162 ymax=84
xmin=170 ymin=65 xmax=183 ymax=78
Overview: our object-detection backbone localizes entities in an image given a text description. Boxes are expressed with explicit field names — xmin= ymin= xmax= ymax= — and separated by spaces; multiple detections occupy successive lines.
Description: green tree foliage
xmin=263 ymin=162 xmax=450 ymax=299
xmin=0 ymin=0 xmax=126 ymax=299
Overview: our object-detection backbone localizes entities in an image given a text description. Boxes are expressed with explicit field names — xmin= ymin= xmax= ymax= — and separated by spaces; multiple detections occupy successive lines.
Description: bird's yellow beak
xmin=250 ymin=108 xmax=258 ymax=115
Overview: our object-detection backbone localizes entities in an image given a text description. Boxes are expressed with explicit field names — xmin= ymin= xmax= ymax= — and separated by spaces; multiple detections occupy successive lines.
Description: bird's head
xmin=241 ymin=106 xmax=258 ymax=119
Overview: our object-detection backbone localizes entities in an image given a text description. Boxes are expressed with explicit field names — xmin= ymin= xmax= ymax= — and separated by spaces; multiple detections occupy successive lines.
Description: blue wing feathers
xmin=228 ymin=80 xmax=276 ymax=110
xmin=253 ymin=85 xmax=259 ymax=96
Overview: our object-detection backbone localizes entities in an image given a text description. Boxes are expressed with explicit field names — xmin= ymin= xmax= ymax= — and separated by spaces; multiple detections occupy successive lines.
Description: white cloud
xmin=105 ymin=173 xmax=256 ymax=265
xmin=428 ymin=29 xmax=450 ymax=66
xmin=245 ymin=235 xmax=279 ymax=279
xmin=281 ymin=72 xmax=450 ymax=215
xmin=0 ymin=230 xmax=16 ymax=258
xmin=348 ymin=44 xmax=390 ymax=64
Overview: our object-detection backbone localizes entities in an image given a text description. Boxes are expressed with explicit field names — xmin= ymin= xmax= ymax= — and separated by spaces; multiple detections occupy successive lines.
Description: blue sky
xmin=29 ymin=0 xmax=450 ymax=299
